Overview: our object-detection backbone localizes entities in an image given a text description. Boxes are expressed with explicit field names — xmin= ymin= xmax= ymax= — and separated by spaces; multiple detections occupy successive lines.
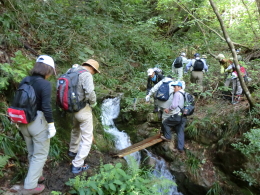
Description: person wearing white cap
xmin=68 ymin=59 xmax=100 ymax=174
xmin=172 ymin=52 xmax=189 ymax=80
xmin=146 ymin=68 xmax=164 ymax=112
xmin=160 ymin=81 xmax=187 ymax=153
xmin=20 ymin=55 xmax=56 ymax=194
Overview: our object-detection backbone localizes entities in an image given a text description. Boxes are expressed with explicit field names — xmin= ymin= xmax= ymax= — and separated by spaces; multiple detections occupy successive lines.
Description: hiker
xmin=68 ymin=59 xmax=100 ymax=174
xmin=185 ymin=53 xmax=208 ymax=94
xmin=225 ymin=62 xmax=246 ymax=104
xmin=160 ymin=81 xmax=187 ymax=153
xmin=19 ymin=55 xmax=56 ymax=194
xmin=146 ymin=75 xmax=174 ymax=121
xmin=172 ymin=52 xmax=189 ymax=81
xmin=217 ymin=54 xmax=233 ymax=96
xmin=146 ymin=68 xmax=164 ymax=112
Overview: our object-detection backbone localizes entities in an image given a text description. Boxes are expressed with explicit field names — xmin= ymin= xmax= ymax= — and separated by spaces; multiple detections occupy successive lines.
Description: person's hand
xmin=164 ymin=108 xmax=169 ymax=113
xmin=145 ymin=95 xmax=150 ymax=102
xmin=48 ymin=123 xmax=56 ymax=138
xmin=90 ymin=102 xmax=97 ymax=108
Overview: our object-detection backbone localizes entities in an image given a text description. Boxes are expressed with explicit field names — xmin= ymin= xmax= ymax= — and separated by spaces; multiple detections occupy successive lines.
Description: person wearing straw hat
xmin=20 ymin=55 xmax=56 ymax=194
xmin=67 ymin=59 xmax=100 ymax=174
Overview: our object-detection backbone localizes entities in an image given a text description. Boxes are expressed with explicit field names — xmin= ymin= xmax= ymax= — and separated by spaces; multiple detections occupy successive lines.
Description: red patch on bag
xmin=7 ymin=108 xmax=28 ymax=124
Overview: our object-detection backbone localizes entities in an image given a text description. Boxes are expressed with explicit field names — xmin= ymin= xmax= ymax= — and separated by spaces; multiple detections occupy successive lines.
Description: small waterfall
xmin=101 ymin=97 xmax=141 ymax=165
xmin=145 ymin=149 xmax=183 ymax=195
xmin=101 ymin=97 xmax=182 ymax=195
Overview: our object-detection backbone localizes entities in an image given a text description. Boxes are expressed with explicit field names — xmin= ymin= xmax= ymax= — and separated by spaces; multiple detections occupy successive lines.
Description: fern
xmin=0 ymin=155 xmax=10 ymax=177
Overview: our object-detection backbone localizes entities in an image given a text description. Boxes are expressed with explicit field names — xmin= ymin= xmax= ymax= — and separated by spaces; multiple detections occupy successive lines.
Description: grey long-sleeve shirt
xmin=76 ymin=66 xmax=97 ymax=106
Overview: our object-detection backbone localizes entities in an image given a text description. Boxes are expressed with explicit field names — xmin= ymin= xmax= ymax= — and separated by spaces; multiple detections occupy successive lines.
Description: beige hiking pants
xmin=70 ymin=105 xmax=93 ymax=167
xmin=19 ymin=111 xmax=50 ymax=189
xmin=191 ymin=71 xmax=204 ymax=92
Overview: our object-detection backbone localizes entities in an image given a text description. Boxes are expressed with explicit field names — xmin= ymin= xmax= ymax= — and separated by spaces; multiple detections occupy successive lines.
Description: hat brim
xmin=82 ymin=63 xmax=100 ymax=73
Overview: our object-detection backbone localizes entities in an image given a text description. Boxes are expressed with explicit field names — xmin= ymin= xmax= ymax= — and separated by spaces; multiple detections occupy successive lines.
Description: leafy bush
xmin=0 ymin=50 xmax=34 ymax=91
xmin=0 ymin=155 xmax=9 ymax=177
xmin=232 ymin=128 xmax=260 ymax=186
xmin=66 ymin=162 xmax=176 ymax=195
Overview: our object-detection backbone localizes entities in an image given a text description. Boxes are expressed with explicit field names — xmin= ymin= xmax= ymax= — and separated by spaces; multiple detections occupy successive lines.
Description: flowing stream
xmin=101 ymin=97 xmax=141 ymax=165
xmin=101 ymin=97 xmax=182 ymax=194
xmin=145 ymin=149 xmax=183 ymax=195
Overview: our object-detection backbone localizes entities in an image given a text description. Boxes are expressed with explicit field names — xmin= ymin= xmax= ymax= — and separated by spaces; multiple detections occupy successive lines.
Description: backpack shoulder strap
xmin=178 ymin=91 xmax=186 ymax=102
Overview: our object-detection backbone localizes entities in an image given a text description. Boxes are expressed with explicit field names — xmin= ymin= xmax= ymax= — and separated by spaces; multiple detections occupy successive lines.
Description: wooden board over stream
xmin=114 ymin=134 xmax=163 ymax=158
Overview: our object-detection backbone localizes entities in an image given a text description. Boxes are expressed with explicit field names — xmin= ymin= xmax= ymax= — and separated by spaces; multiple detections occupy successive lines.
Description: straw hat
xmin=82 ymin=59 xmax=100 ymax=73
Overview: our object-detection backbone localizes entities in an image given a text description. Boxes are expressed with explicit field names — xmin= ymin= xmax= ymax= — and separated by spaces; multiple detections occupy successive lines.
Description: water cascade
xmin=145 ymin=149 xmax=183 ymax=195
xmin=101 ymin=97 xmax=141 ymax=165
xmin=101 ymin=97 xmax=182 ymax=194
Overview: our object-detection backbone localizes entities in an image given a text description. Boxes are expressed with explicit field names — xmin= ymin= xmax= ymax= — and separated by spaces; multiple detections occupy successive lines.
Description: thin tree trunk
xmin=209 ymin=0 xmax=255 ymax=108
xmin=256 ymin=0 xmax=260 ymax=17
xmin=174 ymin=0 xmax=250 ymax=50
xmin=241 ymin=0 xmax=260 ymax=38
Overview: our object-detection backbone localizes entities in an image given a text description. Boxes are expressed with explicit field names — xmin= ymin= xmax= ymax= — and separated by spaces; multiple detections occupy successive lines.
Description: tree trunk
xmin=209 ymin=0 xmax=255 ymax=108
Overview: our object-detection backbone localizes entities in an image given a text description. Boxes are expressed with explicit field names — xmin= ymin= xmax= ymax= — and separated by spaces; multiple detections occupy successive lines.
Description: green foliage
xmin=48 ymin=136 xmax=68 ymax=165
xmin=66 ymin=162 xmax=176 ymax=195
xmin=0 ymin=50 xmax=34 ymax=91
xmin=51 ymin=191 xmax=62 ymax=195
xmin=0 ymin=155 xmax=9 ymax=177
xmin=206 ymin=182 xmax=223 ymax=195
xmin=232 ymin=128 xmax=260 ymax=186
xmin=185 ymin=150 xmax=200 ymax=176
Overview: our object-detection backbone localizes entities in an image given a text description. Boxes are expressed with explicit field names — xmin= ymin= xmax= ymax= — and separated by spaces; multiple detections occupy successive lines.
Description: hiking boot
xmin=68 ymin=151 xmax=77 ymax=158
xmin=172 ymin=149 xmax=185 ymax=154
xmin=38 ymin=176 xmax=45 ymax=183
xmin=22 ymin=184 xmax=45 ymax=195
xmin=71 ymin=164 xmax=90 ymax=174
xmin=160 ymin=135 xmax=171 ymax=142
xmin=178 ymin=150 xmax=185 ymax=153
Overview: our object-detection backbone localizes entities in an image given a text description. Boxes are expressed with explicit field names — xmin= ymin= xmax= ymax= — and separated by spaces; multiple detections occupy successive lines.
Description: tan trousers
xmin=191 ymin=71 xmax=204 ymax=92
xmin=19 ymin=111 xmax=49 ymax=189
xmin=70 ymin=105 xmax=93 ymax=167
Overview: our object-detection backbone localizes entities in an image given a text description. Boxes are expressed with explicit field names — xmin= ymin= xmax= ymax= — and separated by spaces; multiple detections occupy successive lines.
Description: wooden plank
xmin=115 ymin=135 xmax=163 ymax=157
xmin=117 ymin=138 xmax=163 ymax=157
xmin=116 ymin=134 xmax=161 ymax=154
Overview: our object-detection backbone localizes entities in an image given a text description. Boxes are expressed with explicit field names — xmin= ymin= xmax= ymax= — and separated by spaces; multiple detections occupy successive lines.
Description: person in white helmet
xmin=20 ymin=55 xmax=56 ymax=195
xmin=146 ymin=68 xmax=164 ymax=112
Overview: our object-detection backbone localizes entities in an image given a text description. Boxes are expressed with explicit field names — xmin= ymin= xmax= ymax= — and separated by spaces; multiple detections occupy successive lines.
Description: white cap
xmin=180 ymin=52 xmax=186 ymax=57
xmin=36 ymin=55 xmax=56 ymax=75
xmin=147 ymin=68 xmax=154 ymax=76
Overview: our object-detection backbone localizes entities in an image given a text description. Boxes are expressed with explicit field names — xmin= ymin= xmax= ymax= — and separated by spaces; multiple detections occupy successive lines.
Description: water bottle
xmin=71 ymin=92 xmax=78 ymax=111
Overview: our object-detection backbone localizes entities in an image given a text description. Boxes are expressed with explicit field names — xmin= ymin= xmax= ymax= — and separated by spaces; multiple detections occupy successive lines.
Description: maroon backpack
xmin=56 ymin=69 xmax=87 ymax=112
